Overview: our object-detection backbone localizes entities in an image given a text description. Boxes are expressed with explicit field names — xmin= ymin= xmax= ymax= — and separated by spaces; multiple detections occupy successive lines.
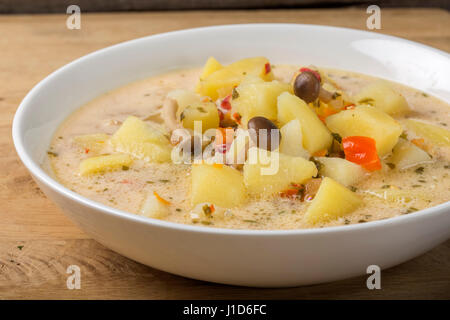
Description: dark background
xmin=0 ymin=0 xmax=448 ymax=13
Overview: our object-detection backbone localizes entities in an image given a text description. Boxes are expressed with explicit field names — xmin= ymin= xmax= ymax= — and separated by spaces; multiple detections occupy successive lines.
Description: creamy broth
xmin=45 ymin=65 xmax=450 ymax=229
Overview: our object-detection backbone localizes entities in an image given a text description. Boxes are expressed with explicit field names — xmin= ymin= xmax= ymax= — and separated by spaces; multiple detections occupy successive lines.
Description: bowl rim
xmin=12 ymin=23 xmax=450 ymax=236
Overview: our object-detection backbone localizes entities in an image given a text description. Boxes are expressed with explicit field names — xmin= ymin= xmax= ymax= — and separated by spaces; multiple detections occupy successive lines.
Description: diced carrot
xmin=342 ymin=136 xmax=381 ymax=171
xmin=280 ymin=188 xmax=302 ymax=198
xmin=313 ymin=149 xmax=328 ymax=157
xmin=153 ymin=191 xmax=171 ymax=205
xmin=215 ymin=127 xmax=234 ymax=146
xmin=84 ymin=148 xmax=90 ymax=154
xmin=411 ymin=138 xmax=426 ymax=150
xmin=209 ymin=204 xmax=215 ymax=213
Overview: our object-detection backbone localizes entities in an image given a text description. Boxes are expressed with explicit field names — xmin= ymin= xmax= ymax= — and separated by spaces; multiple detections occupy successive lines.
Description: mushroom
xmin=161 ymin=97 xmax=182 ymax=132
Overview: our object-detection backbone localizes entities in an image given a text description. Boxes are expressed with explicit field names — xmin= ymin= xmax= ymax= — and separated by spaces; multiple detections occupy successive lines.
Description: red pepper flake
xmin=264 ymin=62 xmax=271 ymax=74
xmin=209 ymin=204 xmax=215 ymax=213
xmin=121 ymin=179 xmax=132 ymax=184
xmin=232 ymin=112 xmax=242 ymax=125
xmin=299 ymin=67 xmax=321 ymax=82
xmin=84 ymin=148 xmax=90 ymax=154
xmin=218 ymin=109 xmax=224 ymax=121
xmin=344 ymin=103 xmax=356 ymax=110
xmin=220 ymin=95 xmax=232 ymax=110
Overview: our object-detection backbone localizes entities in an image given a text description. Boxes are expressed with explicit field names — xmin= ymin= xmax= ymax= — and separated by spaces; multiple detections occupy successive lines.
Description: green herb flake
xmin=47 ymin=151 xmax=58 ymax=157
xmin=415 ymin=166 xmax=425 ymax=174
xmin=159 ymin=179 xmax=170 ymax=183
xmin=399 ymin=132 xmax=408 ymax=139
xmin=404 ymin=207 xmax=418 ymax=214
xmin=180 ymin=112 xmax=185 ymax=121
xmin=381 ymin=184 xmax=391 ymax=189
xmin=332 ymin=92 xmax=341 ymax=100
xmin=202 ymin=204 xmax=212 ymax=215
xmin=197 ymin=106 xmax=207 ymax=113
xmin=412 ymin=185 xmax=421 ymax=188
xmin=358 ymin=98 xmax=375 ymax=105
xmin=200 ymin=221 xmax=213 ymax=225
xmin=418 ymin=179 xmax=426 ymax=183
xmin=358 ymin=219 xmax=367 ymax=223
xmin=386 ymin=163 xmax=396 ymax=170
xmin=331 ymin=132 xmax=342 ymax=143
xmin=122 ymin=166 xmax=129 ymax=171
xmin=175 ymin=208 xmax=182 ymax=212
xmin=344 ymin=219 xmax=351 ymax=225
xmin=103 ymin=188 xmax=109 ymax=192
xmin=17 ymin=245 xmax=24 ymax=250
xmin=146 ymin=181 xmax=154 ymax=184
xmin=422 ymin=92 xmax=429 ymax=97
xmin=243 ymin=219 xmax=257 ymax=223
xmin=349 ymin=186 xmax=357 ymax=192
xmin=232 ymin=88 xmax=240 ymax=99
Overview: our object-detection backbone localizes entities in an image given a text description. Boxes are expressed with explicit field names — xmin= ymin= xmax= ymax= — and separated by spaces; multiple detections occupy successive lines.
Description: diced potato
xmin=167 ymin=89 xmax=203 ymax=119
xmin=277 ymin=92 xmax=333 ymax=154
xmin=226 ymin=128 xmax=251 ymax=165
xmin=191 ymin=163 xmax=246 ymax=208
xmin=279 ymin=119 xmax=310 ymax=158
xmin=140 ymin=192 xmax=170 ymax=219
xmin=243 ymin=147 xmax=318 ymax=196
xmin=110 ymin=116 xmax=172 ymax=162
xmin=232 ymin=80 xmax=290 ymax=126
xmin=196 ymin=57 xmax=274 ymax=100
xmin=180 ymin=101 xmax=220 ymax=132
xmin=388 ymin=138 xmax=432 ymax=170
xmin=326 ymin=105 xmax=402 ymax=156
xmin=404 ymin=119 xmax=450 ymax=147
xmin=353 ymin=81 xmax=409 ymax=115
xmin=199 ymin=57 xmax=223 ymax=80
xmin=73 ymin=133 xmax=109 ymax=154
xmin=79 ymin=153 xmax=132 ymax=175
xmin=305 ymin=177 xmax=362 ymax=224
xmin=316 ymin=157 xmax=366 ymax=187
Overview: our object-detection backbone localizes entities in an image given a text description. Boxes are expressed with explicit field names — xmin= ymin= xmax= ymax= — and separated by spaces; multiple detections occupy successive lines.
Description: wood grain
xmin=0 ymin=8 xmax=449 ymax=299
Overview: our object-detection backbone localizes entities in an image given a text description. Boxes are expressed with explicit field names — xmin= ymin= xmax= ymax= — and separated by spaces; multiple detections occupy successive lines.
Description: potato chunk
xmin=79 ymin=153 xmax=132 ymax=175
xmin=277 ymin=92 xmax=333 ymax=154
xmin=353 ymin=81 xmax=409 ymax=115
xmin=140 ymin=192 xmax=170 ymax=219
xmin=196 ymin=57 xmax=274 ymax=100
xmin=191 ymin=163 xmax=246 ymax=208
xmin=316 ymin=157 xmax=366 ymax=187
xmin=326 ymin=105 xmax=402 ymax=156
xmin=404 ymin=119 xmax=450 ymax=147
xmin=73 ymin=133 xmax=109 ymax=154
xmin=110 ymin=116 xmax=172 ymax=162
xmin=388 ymin=138 xmax=432 ymax=170
xmin=199 ymin=57 xmax=223 ymax=80
xmin=279 ymin=119 xmax=309 ymax=158
xmin=232 ymin=80 xmax=290 ymax=126
xmin=180 ymin=101 xmax=220 ymax=132
xmin=243 ymin=147 xmax=318 ymax=196
xmin=305 ymin=177 xmax=362 ymax=224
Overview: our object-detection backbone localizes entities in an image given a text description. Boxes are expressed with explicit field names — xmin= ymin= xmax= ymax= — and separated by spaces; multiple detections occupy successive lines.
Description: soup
xmin=44 ymin=57 xmax=450 ymax=230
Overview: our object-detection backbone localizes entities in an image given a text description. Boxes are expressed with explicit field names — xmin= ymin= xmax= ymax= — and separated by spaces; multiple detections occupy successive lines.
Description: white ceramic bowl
xmin=13 ymin=24 xmax=450 ymax=287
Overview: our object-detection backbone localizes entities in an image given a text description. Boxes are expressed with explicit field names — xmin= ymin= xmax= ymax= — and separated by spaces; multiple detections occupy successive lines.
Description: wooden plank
xmin=0 ymin=8 xmax=449 ymax=299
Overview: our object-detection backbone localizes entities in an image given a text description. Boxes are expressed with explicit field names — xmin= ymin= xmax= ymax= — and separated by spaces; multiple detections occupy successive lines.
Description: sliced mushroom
xmin=162 ymin=97 xmax=182 ymax=132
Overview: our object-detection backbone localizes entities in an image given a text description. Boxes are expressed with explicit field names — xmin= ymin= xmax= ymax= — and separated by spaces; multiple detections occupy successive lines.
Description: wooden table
xmin=1 ymin=8 xmax=449 ymax=299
